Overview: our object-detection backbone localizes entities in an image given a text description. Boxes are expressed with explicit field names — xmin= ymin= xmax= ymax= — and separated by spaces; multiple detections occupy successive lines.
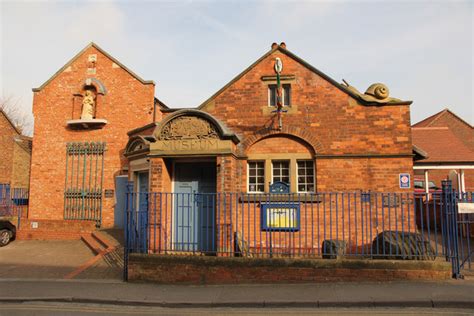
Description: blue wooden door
xmin=114 ymin=175 xmax=128 ymax=229
xmin=174 ymin=162 xmax=216 ymax=252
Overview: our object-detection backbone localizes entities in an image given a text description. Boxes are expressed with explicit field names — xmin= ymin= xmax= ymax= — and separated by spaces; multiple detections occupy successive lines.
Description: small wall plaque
xmin=459 ymin=203 xmax=474 ymax=214
xmin=269 ymin=182 xmax=290 ymax=194
xmin=261 ymin=203 xmax=300 ymax=231
xmin=399 ymin=173 xmax=410 ymax=189
xmin=105 ymin=189 xmax=114 ymax=198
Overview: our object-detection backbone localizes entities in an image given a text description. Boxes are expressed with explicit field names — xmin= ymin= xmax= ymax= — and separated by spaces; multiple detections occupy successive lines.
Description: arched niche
xmin=68 ymin=78 xmax=108 ymax=129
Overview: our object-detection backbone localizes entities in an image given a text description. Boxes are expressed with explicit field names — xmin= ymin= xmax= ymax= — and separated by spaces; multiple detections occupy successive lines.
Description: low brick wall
xmin=17 ymin=219 xmax=96 ymax=240
xmin=128 ymin=254 xmax=452 ymax=284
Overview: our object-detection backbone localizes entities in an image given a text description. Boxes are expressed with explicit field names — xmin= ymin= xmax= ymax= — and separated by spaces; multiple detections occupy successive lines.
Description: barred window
xmin=268 ymin=84 xmax=291 ymax=107
xmin=64 ymin=142 xmax=106 ymax=222
xmin=297 ymin=160 xmax=314 ymax=192
xmin=248 ymin=161 xmax=265 ymax=192
xmin=272 ymin=160 xmax=290 ymax=184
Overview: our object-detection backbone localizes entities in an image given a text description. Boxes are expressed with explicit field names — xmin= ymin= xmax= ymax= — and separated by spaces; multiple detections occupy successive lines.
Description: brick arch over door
xmin=239 ymin=126 xmax=323 ymax=156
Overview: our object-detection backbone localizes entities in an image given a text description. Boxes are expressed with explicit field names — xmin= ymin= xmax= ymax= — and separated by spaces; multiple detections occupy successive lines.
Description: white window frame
xmin=296 ymin=160 xmax=315 ymax=193
xmin=247 ymin=161 xmax=265 ymax=193
xmin=271 ymin=160 xmax=290 ymax=185
xmin=268 ymin=84 xmax=291 ymax=107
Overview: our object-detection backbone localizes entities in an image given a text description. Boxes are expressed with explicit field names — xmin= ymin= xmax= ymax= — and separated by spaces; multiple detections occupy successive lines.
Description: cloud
xmin=62 ymin=2 xmax=126 ymax=43
xmin=1 ymin=0 xmax=472 ymax=131
xmin=192 ymin=8 xmax=246 ymax=41
xmin=0 ymin=1 xmax=126 ymax=123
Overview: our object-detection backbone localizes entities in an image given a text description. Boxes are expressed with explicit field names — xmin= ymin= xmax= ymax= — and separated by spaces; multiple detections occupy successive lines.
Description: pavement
xmin=0 ymin=240 xmax=95 ymax=279
xmin=1 ymin=279 xmax=474 ymax=309
xmin=1 ymin=237 xmax=474 ymax=310
xmin=0 ymin=230 xmax=123 ymax=280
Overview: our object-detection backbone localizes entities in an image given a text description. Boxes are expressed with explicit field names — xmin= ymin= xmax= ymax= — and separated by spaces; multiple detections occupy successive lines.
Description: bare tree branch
xmin=0 ymin=96 xmax=34 ymax=136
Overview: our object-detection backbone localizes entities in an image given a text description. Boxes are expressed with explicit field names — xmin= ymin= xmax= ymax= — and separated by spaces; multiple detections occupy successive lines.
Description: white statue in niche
xmin=81 ymin=90 xmax=95 ymax=120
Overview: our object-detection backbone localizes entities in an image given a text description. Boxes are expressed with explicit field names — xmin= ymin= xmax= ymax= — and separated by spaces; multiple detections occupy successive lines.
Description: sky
xmin=1 ymin=0 xmax=473 ymax=135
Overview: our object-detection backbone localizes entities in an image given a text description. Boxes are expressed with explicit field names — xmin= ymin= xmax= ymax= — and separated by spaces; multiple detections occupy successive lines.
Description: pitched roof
xmin=33 ymin=42 xmax=154 ymax=92
xmin=14 ymin=135 xmax=32 ymax=154
xmin=0 ymin=110 xmax=21 ymax=135
xmin=413 ymin=108 xmax=473 ymax=129
xmin=412 ymin=127 xmax=474 ymax=163
xmin=412 ymin=144 xmax=428 ymax=160
xmin=194 ymin=44 xmax=412 ymax=110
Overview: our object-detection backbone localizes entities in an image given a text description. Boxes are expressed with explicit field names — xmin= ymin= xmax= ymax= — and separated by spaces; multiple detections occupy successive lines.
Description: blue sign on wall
xmin=399 ymin=173 xmax=411 ymax=189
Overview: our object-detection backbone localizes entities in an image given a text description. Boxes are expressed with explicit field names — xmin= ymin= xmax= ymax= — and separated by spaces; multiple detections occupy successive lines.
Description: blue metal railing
xmin=0 ymin=183 xmax=29 ymax=229
xmin=125 ymin=190 xmax=464 ymax=260
xmin=123 ymin=183 xmax=474 ymax=280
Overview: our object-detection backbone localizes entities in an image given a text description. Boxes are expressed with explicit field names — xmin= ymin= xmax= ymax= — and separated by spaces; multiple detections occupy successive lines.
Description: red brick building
xmin=124 ymin=43 xmax=415 ymax=254
xmin=26 ymin=43 xmax=156 ymax=237
xmin=412 ymin=109 xmax=474 ymax=192
xmin=0 ymin=110 xmax=32 ymax=188
xmin=26 ymin=42 xmax=414 ymax=242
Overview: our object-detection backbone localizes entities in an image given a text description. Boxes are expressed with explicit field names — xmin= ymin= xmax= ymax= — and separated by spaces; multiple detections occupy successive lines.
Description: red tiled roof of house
xmin=412 ymin=127 xmax=474 ymax=163
xmin=413 ymin=108 xmax=473 ymax=129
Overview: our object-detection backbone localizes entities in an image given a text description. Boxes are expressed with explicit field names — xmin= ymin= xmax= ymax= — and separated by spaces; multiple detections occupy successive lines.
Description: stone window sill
xmin=239 ymin=194 xmax=321 ymax=203
xmin=66 ymin=119 xmax=108 ymax=129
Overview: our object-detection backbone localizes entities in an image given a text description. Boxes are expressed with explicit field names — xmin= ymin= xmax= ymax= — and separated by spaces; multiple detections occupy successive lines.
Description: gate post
xmin=123 ymin=181 xmax=134 ymax=281
xmin=442 ymin=180 xmax=462 ymax=278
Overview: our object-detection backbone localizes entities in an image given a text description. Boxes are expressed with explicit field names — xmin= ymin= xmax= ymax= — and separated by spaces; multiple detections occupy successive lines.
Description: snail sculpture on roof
xmin=365 ymin=83 xmax=389 ymax=100
xmin=342 ymin=81 xmax=403 ymax=104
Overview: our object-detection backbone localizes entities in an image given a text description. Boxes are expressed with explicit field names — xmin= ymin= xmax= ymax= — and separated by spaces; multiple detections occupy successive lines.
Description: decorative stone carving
xmin=342 ymin=80 xmax=403 ymax=104
xmin=158 ymin=116 xmax=219 ymax=140
xmin=81 ymin=90 xmax=95 ymax=120
xmin=365 ymin=83 xmax=389 ymax=100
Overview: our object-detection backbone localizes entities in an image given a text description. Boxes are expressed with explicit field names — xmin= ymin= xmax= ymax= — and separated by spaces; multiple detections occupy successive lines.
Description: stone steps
xmin=81 ymin=234 xmax=105 ymax=255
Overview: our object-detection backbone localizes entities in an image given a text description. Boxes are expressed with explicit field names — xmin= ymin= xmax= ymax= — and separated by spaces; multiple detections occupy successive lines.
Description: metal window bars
xmin=64 ymin=142 xmax=106 ymax=226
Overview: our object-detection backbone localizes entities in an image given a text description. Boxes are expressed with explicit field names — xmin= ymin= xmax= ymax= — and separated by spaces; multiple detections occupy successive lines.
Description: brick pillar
xmin=148 ymin=157 xmax=172 ymax=253
xmin=216 ymin=155 xmax=237 ymax=256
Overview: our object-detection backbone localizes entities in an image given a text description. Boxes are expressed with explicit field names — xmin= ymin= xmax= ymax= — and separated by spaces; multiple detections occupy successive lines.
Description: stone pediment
xmin=157 ymin=116 xmax=219 ymax=141
xmin=124 ymin=136 xmax=151 ymax=158
xmin=150 ymin=110 xmax=239 ymax=157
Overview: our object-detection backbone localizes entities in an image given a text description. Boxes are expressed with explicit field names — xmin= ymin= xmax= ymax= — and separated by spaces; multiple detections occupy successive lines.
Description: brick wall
xmin=11 ymin=140 xmax=31 ymax=188
xmin=201 ymin=47 xmax=413 ymax=193
xmin=17 ymin=219 xmax=96 ymax=240
xmin=317 ymin=157 xmax=414 ymax=192
xmin=0 ymin=112 xmax=18 ymax=184
xmin=247 ymin=135 xmax=312 ymax=155
xmin=139 ymin=45 xmax=415 ymax=256
xmin=29 ymin=44 xmax=156 ymax=228
xmin=128 ymin=254 xmax=451 ymax=284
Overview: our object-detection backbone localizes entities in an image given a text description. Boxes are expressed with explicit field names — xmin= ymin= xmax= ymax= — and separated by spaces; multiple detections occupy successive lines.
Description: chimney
xmin=280 ymin=42 xmax=286 ymax=49
xmin=271 ymin=42 xmax=278 ymax=50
